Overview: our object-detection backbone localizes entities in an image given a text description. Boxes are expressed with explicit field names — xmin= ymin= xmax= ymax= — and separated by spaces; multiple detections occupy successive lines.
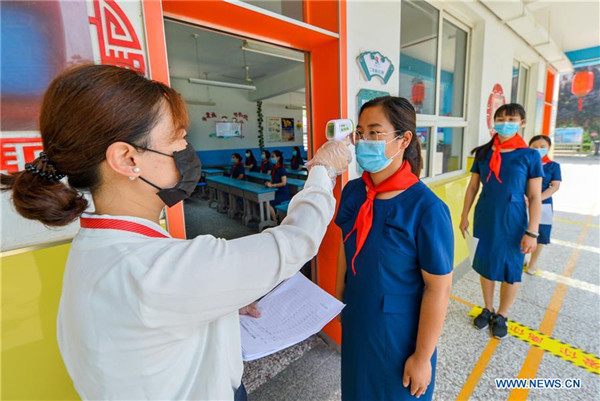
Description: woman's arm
xmin=522 ymin=177 xmax=543 ymax=253
xmin=459 ymin=173 xmax=481 ymax=238
xmin=541 ymin=180 xmax=561 ymax=201
xmin=404 ymin=270 xmax=452 ymax=398
xmin=266 ymin=176 xmax=287 ymax=188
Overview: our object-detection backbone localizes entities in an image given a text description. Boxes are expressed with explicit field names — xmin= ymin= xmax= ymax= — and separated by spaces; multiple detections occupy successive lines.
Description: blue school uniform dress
xmin=231 ymin=163 xmax=246 ymax=179
xmin=471 ymin=148 xmax=543 ymax=283
xmin=335 ymin=179 xmax=454 ymax=401
xmin=260 ymin=160 xmax=274 ymax=174
xmin=269 ymin=165 xmax=290 ymax=207
xmin=291 ymin=155 xmax=304 ymax=170
xmin=539 ymin=161 xmax=562 ymax=244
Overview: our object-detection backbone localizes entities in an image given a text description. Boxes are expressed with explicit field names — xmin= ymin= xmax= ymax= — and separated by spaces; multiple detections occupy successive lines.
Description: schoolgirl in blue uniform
xmin=245 ymin=149 xmax=259 ymax=172
xmin=525 ymin=135 xmax=562 ymax=275
xmin=260 ymin=150 xmax=273 ymax=174
xmin=266 ymin=150 xmax=290 ymax=222
xmin=335 ymin=96 xmax=453 ymax=401
xmin=230 ymin=153 xmax=245 ymax=180
xmin=460 ymin=104 xmax=543 ymax=339
xmin=290 ymin=146 xmax=304 ymax=170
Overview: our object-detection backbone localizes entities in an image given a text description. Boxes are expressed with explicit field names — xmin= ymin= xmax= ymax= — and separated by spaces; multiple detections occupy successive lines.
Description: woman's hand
xmin=239 ymin=302 xmax=261 ymax=318
xmin=265 ymin=182 xmax=272 ymax=188
xmin=521 ymin=235 xmax=537 ymax=254
xmin=403 ymin=353 xmax=432 ymax=398
xmin=459 ymin=215 xmax=469 ymax=239
xmin=306 ymin=141 xmax=352 ymax=176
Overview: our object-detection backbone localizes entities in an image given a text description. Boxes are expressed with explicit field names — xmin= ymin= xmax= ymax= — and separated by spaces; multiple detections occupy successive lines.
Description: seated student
xmin=265 ymin=150 xmax=290 ymax=222
xmin=245 ymin=149 xmax=259 ymax=172
xmin=260 ymin=150 xmax=274 ymax=174
xmin=290 ymin=146 xmax=304 ymax=170
xmin=230 ymin=153 xmax=245 ymax=180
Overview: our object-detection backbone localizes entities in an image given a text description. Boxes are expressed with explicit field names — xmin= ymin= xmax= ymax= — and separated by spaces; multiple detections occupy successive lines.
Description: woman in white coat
xmin=0 ymin=64 xmax=350 ymax=401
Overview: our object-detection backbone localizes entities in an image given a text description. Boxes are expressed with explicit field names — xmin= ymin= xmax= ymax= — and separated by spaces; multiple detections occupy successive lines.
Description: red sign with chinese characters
xmin=0 ymin=135 xmax=44 ymax=174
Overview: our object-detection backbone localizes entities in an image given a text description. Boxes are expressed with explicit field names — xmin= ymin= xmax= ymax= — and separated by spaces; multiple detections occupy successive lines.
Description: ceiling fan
xmin=222 ymin=43 xmax=266 ymax=83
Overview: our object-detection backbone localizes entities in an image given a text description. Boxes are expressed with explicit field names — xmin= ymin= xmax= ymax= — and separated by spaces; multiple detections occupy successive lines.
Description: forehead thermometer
xmin=326 ymin=119 xmax=354 ymax=141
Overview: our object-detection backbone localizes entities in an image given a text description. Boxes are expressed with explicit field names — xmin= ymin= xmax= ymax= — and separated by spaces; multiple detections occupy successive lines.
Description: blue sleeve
xmin=528 ymin=151 xmax=544 ymax=179
xmin=267 ymin=162 xmax=274 ymax=172
xmin=280 ymin=167 xmax=288 ymax=177
xmin=335 ymin=180 xmax=359 ymax=230
xmin=552 ymin=163 xmax=562 ymax=182
xmin=417 ymin=201 xmax=454 ymax=275
xmin=470 ymin=159 xmax=480 ymax=174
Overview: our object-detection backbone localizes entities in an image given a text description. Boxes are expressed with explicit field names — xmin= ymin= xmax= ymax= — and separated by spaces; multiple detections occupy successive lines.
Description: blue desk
xmin=287 ymin=170 xmax=308 ymax=180
xmin=245 ymin=172 xmax=306 ymax=195
xmin=201 ymin=169 xmax=224 ymax=206
xmin=206 ymin=176 xmax=278 ymax=230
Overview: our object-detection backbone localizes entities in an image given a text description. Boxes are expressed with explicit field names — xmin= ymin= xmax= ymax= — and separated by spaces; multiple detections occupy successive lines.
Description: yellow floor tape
xmin=468 ymin=306 xmax=600 ymax=376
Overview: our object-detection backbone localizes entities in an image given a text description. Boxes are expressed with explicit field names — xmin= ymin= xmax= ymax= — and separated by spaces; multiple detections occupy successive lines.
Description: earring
xmin=133 ymin=167 xmax=140 ymax=173
xmin=129 ymin=176 xmax=136 ymax=181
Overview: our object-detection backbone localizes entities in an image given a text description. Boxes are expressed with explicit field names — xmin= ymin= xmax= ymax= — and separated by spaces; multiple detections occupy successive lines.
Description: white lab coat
xmin=57 ymin=166 xmax=335 ymax=400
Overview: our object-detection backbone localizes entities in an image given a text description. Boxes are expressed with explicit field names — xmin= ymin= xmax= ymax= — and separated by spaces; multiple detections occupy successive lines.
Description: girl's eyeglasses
xmin=351 ymin=129 xmax=405 ymax=145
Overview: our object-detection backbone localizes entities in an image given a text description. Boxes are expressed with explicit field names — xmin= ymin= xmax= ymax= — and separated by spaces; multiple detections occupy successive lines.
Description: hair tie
xmin=24 ymin=152 xmax=66 ymax=182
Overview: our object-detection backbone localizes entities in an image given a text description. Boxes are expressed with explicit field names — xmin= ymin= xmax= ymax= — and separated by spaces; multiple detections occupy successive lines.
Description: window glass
xmin=434 ymin=127 xmax=463 ymax=175
xmin=439 ymin=20 xmax=467 ymax=117
xmin=416 ymin=127 xmax=430 ymax=178
xmin=399 ymin=0 xmax=439 ymax=115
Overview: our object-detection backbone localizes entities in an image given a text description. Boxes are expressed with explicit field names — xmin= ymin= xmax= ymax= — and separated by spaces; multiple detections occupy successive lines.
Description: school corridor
xmin=244 ymin=154 xmax=600 ymax=401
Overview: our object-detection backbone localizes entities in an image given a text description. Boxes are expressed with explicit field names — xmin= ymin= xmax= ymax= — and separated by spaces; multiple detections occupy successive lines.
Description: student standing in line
xmin=291 ymin=146 xmax=304 ymax=170
xmin=244 ymin=149 xmax=259 ymax=172
xmin=266 ymin=150 xmax=290 ymax=222
xmin=459 ymin=103 xmax=543 ymax=339
xmin=525 ymin=135 xmax=562 ymax=275
xmin=230 ymin=153 xmax=245 ymax=180
xmin=260 ymin=150 xmax=273 ymax=174
xmin=335 ymin=96 xmax=453 ymax=401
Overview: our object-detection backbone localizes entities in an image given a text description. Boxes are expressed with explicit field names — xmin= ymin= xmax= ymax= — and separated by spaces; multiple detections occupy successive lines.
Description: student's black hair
xmin=245 ymin=149 xmax=257 ymax=164
xmin=262 ymin=149 xmax=271 ymax=159
xmin=529 ymin=135 xmax=552 ymax=147
xmin=272 ymin=150 xmax=284 ymax=165
xmin=232 ymin=153 xmax=243 ymax=162
xmin=471 ymin=103 xmax=527 ymax=161
xmin=359 ymin=96 xmax=422 ymax=176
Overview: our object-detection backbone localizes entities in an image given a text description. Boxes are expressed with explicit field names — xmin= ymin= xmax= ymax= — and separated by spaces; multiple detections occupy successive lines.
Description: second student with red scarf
xmin=265 ymin=150 xmax=290 ymax=222
xmin=335 ymin=97 xmax=453 ymax=401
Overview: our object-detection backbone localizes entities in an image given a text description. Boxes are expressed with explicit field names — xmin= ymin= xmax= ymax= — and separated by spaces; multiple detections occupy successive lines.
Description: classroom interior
xmin=164 ymin=20 xmax=310 ymax=249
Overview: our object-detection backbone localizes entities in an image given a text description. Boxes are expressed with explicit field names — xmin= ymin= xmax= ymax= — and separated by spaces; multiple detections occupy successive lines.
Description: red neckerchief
xmin=542 ymin=155 xmax=552 ymax=164
xmin=80 ymin=217 xmax=169 ymax=238
xmin=271 ymin=164 xmax=282 ymax=182
xmin=234 ymin=162 xmax=243 ymax=168
xmin=291 ymin=156 xmax=298 ymax=165
xmin=343 ymin=161 xmax=419 ymax=275
xmin=487 ymin=134 xmax=528 ymax=183
xmin=261 ymin=159 xmax=269 ymax=173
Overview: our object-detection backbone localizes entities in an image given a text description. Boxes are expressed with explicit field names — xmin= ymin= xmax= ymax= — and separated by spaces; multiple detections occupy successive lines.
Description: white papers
xmin=541 ymin=203 xmax=554 ymax=225
xmin=239 ymin=273 xmax=345 ymax=361
xmin=465 ymin=230 xmax=479 ymax=266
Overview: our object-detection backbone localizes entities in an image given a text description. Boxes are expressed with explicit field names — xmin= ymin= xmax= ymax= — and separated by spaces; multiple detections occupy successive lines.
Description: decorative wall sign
xmin=281 ymin=118 xmax=295 ymax=141
xmin=357 ymin=51 xmax=395 ymax=84
xmin=357 ymin=89 xmax=390 ymax=110
xmin=486 ymin=83 xmax=506 ymax=135
xmin=267 ymin=117 xmax=282 ymax=142
xmin=216 ymin=122 xmax=242 ymax=138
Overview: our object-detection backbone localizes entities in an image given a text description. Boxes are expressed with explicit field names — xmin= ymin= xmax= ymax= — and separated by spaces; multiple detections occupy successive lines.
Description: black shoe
xmin=491 ymin=314 xmax=509 ymax=339
xmin=473 ymin=308 xmax=494 ymax=330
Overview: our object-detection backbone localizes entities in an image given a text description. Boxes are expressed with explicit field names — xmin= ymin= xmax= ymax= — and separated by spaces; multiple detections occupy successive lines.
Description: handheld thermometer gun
xmin=326 ymin=119 xmax=354 ymax=142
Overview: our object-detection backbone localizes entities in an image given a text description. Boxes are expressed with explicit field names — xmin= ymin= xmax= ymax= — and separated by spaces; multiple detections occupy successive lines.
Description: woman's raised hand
xmin=306 ymin=141 xmax=352 ymax=178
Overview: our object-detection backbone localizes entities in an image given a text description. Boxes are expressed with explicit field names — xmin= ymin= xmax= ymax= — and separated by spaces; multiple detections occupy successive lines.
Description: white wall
xmin=170 ymin=78 xmax=304 ymax=152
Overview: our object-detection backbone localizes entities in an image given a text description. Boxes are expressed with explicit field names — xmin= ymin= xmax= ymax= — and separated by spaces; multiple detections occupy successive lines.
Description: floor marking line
xmin=554 ymin=217 xmax=600 ymax=229
xmin=536 ymin=269 xmax=600 ymax=295
xmin=552 ymin=238 xmax=600 ymax=254
xmin=468 ymin=306 xmax=600 ymax=376
xmin=455 ymin=336 xmax=499 ymax=401
xmin=508 ymin=210 xmax=594 ymax=400
xmin=449 ymin=294 xmax=476 ymax=308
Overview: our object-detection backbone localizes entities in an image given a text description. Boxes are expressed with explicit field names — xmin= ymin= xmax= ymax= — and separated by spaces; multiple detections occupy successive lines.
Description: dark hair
xmin=359 ymin=96 xmax=422 ymax=176
xmin=232 ymin=153 xmax=243 ymax=162
xmin=262 ymin=150 xmax=271 ymax=159
xmin=272 ymin=150 xmax=284 ymax=165
xmin=293 ymin=146 xmax=301 ymax=154
xmin=529 ymin=135 xmax=552 ymax=147
xmin=245 ymin=149 xmax=256 ymax=163
xmin=0 ymin=64 xmax=188 ymax=226
xmin=471 ymin=103 xmax=527 ymax=161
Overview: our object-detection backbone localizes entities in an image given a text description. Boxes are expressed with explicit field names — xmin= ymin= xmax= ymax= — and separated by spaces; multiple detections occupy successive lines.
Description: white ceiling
xmin=525 ymin=0 xmax=600 ymax=53
xmin=164 ymin=20 xmax=306 ymax=86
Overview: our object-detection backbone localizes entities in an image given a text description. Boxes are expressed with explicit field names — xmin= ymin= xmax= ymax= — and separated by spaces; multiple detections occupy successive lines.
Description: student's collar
xmin=80 ymin=213 xmax=171 ymax=238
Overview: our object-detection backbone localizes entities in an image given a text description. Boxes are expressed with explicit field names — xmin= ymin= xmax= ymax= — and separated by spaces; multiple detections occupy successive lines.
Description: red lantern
xmin=411 ymin=80 xmax=425 ymax=105
xmin=571 ymin=71 xmax=594 ymax=111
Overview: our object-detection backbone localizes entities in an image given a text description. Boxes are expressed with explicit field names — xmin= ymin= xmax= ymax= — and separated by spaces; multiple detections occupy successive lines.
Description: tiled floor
xmin=246 ymin=155 xmax=600 ymax=401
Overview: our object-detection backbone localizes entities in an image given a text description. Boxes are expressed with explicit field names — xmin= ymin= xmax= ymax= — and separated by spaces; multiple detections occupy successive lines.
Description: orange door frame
xmin=542 ymin=68 xmax=556 ymax=136
xmin=143 ymin=0 xmax=346 ymax=343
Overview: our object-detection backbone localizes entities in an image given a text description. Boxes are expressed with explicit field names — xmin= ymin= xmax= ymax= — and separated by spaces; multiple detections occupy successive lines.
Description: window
xmin=511 ymin=60 xmax=529 ymax=106
xmin=400 ymin=1 xmax=470 ymax=178
xmin=302 ymin=108 xmax=308 ymax=151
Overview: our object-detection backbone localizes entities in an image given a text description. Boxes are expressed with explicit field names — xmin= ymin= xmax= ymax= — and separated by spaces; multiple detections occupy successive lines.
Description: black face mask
xmin=135 ymin=143 xmax=202 ymax=207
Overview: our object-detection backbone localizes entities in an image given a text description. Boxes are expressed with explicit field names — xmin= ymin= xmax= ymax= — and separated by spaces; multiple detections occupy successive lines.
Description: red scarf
xmin=487 ymin=134 xmax=528 ymax=183
xmin=80 ymin=217 xmax=169 ymax=238
xmin=260 ymin=159 xmax=269 ymax=173
xmin=542 ymin=155 xmax=552 ymax=164
xmin=271 ymin=164 xmax=282 ymax=181
xmin=343 ymin=161 xmax=419 ymax=275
